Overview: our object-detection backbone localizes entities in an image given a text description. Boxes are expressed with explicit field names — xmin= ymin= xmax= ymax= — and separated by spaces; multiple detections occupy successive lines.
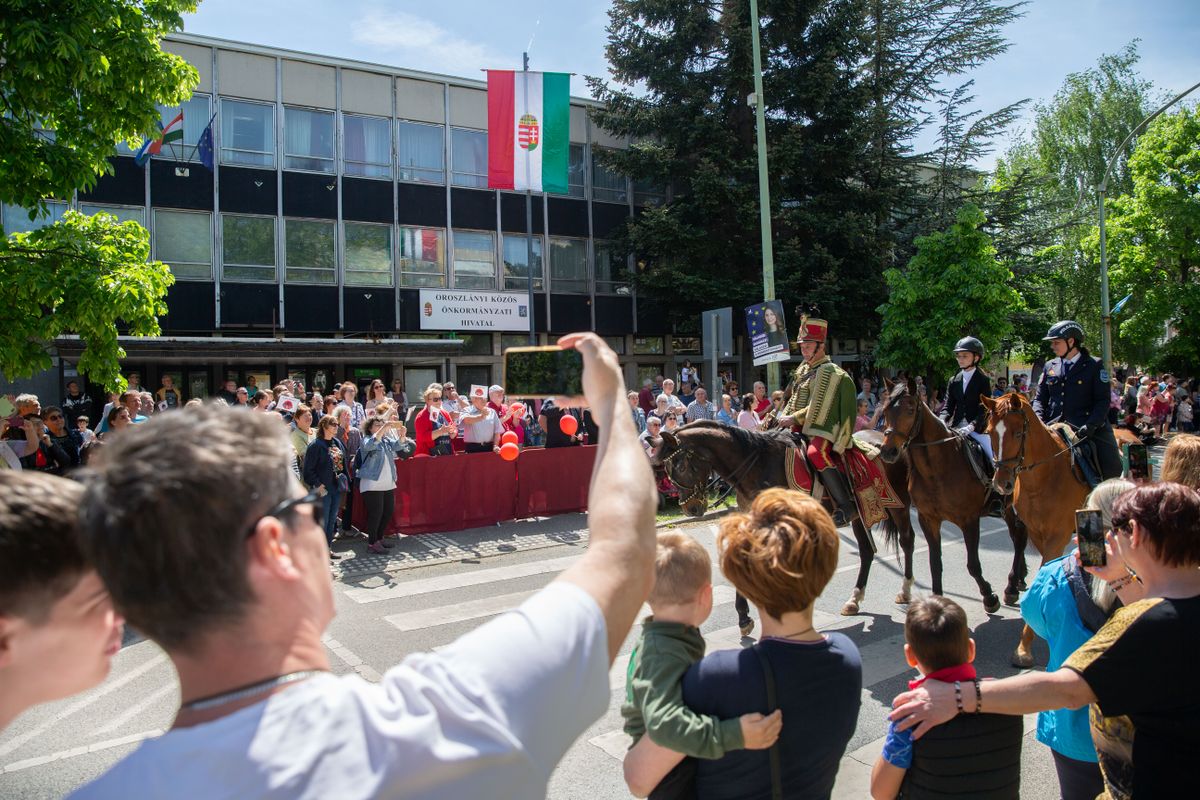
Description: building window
xmin=634 ymin=336 xmax=664 ymax=355
xmin=81 ymin=204 xmax=145 ymax=226
xmin=549 ymin=237 xmax=588 ymax=293
xmin=451 ymin=128 xmax=488 ymax=188
xmin=452 ymin=230 xmax=495 ymax=289
xmin=568 ymin=143 xmax=586 ymax=198
xmin=397 ymin=121 xmax=444 ymax=183
xmin=153 ymin=210 xmax=211 ymax=280
xmin=634 ymin=177 xmax=667 ymax=207
xmin=399 ymin=226 xmax=445 ymax=287
xmin=284 ymin=218 xmax=336 ymax=284
xmin=502 ymin=234 xmax=544 ymax=291
xmin=2 ymin=201 xmax=68 ymax=234
xmin=284 ymin=107 xmax=335 ymax=173
xmin=344 ymin=222 xmax=393 ymax=287
xmin=592 ymin=148 xmax=628 ymax=203
xmin=153 ymin=94 xmax=212 ymax=161
xmin=343 ymin=114 xmax=391 ymax=179
xmin=458 ymin=334 xmax=494 ymax=356
xmin=604 ymin=336 xmax=627 ymax=355
xmin=221 ymin=99 xmax=275 ymax=167
xmin=501 ymin=333 xmax=538 ymax=350
xmin=595 ymin=240 xmax=631 ymax=295
xmin=221 ymin=214 xmax=276 ymax=282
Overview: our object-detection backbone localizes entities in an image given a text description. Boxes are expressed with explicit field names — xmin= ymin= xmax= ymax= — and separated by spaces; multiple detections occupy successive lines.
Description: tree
xmin=1095 ymin=107 xmax=1200 ymax=373
xmin=0 ymin=0 xmax=198 ymax=389
xmin=876 ymin=204 xmax=1021 ymax=381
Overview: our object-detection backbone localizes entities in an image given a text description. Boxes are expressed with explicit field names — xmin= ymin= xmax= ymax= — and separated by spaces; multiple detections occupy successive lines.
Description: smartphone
xmin=503 ymin=346 xmax=584 ymax=399
xmin=1126 ymin=443 xmax=1150 ymax=481
xmin=1076 ymin=509 xmax=1107 ymax=568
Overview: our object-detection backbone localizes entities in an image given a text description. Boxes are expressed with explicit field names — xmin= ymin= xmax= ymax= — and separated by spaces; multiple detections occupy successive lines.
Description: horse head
xmin=656 ymin=427 xmax=716 ymax=518
xmin=878 ymin=379 xmax=921 ymax=464
xmin=981 ymin=393 xmax=1027 ymax=495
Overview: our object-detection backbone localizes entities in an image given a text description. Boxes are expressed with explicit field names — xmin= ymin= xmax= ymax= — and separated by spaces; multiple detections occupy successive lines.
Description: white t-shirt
xmin=70 ymin=582 xmax=609 ymax=800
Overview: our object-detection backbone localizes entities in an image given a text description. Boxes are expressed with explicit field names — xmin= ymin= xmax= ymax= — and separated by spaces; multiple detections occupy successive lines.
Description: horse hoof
xmin=894 ymin=592 xmax=911 ymax=604
xmin=894 ymin=578 xmax=914 ymax=605
xmin=1003 ymin=590 xmax=1020 ymax=607
xmin=739 ymin=618 xmax=755 ymax=637
xmin=840 ymin=601 xmax=860 ymax=616
xmin=1018 ymin=579 xmax=1028 ymax=591
xmin=1011 ymin=650 xmax=1034 ymax=669
xmin=983 ymin=594 xmax=1001 ymax=614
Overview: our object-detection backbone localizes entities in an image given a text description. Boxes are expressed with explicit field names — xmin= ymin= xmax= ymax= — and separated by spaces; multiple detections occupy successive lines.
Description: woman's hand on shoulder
xmin=740 ymin=710 xmax=783 ymax=749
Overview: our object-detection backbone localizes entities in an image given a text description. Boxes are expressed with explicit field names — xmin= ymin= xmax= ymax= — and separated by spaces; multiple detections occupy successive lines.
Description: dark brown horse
xmin=981 ymin=391 xmax=1088 ymax=666
xmin=653 ymin=421 xmax=917 ymax=632
xmin=877 ymin=381 xmax=1030 ymax=617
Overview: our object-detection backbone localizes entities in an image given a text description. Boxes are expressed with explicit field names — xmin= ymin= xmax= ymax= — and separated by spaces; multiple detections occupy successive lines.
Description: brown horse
xmin=653 ymin=421 xmax=917 ymax=631
xmin=877 ymin=381 xmax=1028 ymax=616
xmin=981 ymin=392 xmax=1089 ymax=666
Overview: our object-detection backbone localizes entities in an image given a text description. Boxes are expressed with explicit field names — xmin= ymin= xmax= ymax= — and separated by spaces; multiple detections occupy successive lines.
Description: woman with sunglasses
xmin=413 ymin=384 xmax=457 ymax=457
xmin=302 ymin=415 xmax=348 ymax=562
xmin=364 ymin=379 xmax=389 ymax=416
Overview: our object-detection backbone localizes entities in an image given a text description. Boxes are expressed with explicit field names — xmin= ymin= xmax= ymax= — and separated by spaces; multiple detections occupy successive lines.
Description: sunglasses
xmin=45 ymin=414 xmax=63 ymax=421
xmin=245 ymin=486 xmax=325 ymax=539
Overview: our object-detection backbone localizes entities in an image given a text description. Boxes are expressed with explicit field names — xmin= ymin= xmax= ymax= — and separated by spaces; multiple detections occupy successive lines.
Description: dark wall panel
xmin=547 ymin=197 xmax=588 ymax=237
xmin=594 ymin=296 xmax=634 ymax=336
xmin=500 ymin=193 xmax=544 ymax=234
xmin=150 ymin=160 xmax=213 ymax=211
xmin=220 ymin=282 xmax=278 ymax=327
xmin=342 ymin=178 xmax=394 ymax=224
xmin=450 ymin=188 xmax=494 ymax=230
xmin=397 ymin=183 xmax=447 ymax=228
xmin=550 ymin=295 xmax=591 ymax=333
xmin=284 ymin=286 xmax=340 ymax=333
xmin=160 ymin=281 xmax=215 ymax=332
xmin=219 ymin=167 xmax=276 ymax=215
xmin=636 ymin=297 xmax=670 ymax=335
xmin=282 ymin=172 xmax=338 ymax=219
xmin=81 ymin=157 xmax=145 ymax=206
xmin=343 ymin=288 xmax=396 ymax=334
xmin=592 ymin=201 xmax=630 ymax=238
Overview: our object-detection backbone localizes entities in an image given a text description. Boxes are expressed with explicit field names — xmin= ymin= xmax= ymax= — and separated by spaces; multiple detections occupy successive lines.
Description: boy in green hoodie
xmin=621 ymin=532 xmax=782 ymax=798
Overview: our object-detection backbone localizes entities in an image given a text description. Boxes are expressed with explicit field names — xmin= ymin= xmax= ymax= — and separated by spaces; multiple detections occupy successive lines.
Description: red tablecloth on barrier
xmin=351 ymin=445 xmax=596 ymax=536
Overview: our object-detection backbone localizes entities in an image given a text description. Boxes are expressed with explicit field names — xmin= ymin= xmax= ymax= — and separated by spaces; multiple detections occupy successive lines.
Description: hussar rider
xmin=775 ymin=316 xmax=860 ymax=526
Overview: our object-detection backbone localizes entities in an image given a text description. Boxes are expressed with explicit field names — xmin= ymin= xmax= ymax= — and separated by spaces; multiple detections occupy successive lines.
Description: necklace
xmin=766 ymin=625 xmax=817 ymax=641
xmin=180 ymin=670 xmax=327 ymax=712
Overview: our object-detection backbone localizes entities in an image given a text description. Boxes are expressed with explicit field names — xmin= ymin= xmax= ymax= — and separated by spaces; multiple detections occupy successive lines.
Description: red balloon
xmin=510 ymin=402 xmax=526 ymax=417
xmin=559 ymin=414 xmax=579 ymax=436
xmin=499 ymin=442 xmax=520 ymax=461
xmin=500 ymin=430 xmax=518 ymax=446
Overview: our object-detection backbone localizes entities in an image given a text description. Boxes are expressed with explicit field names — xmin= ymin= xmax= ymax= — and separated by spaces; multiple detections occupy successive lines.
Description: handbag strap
xmin=752 ymin=646 xmax=783 ymax=800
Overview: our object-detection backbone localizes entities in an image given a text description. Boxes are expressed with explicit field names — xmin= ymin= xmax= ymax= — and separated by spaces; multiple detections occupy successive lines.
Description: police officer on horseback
xmin=1032 ymin=320 xmax=1123 ymax=487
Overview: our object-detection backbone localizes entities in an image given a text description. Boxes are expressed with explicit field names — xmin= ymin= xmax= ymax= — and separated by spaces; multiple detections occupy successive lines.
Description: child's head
xmin=648 ymin=532 xmax=713 ymax=623
xmin=904 ymin=596 xmax=974 ymax=673
xmin=857 ymin=399 xmax=868 ymax=415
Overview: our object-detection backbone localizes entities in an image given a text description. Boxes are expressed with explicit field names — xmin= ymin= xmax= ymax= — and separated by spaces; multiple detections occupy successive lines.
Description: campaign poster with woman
xmin=745 ymin=300 xmax=791 ymax=366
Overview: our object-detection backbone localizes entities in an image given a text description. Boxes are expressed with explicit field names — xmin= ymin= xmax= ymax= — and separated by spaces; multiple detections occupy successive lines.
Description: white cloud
xmin=351 ymin=10 xmax=507 ymax=78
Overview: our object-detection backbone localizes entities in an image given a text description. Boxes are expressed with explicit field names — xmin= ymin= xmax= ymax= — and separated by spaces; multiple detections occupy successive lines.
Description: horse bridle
xmin=661 ymin=444 xmax=759 ymax=508
xmin=883 ymin=395 xmax=958 ymax=456
xmin=991 ymin=405 xmax=1081 ymax=476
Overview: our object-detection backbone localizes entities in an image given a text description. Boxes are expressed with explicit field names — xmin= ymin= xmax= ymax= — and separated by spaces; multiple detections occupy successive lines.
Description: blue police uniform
xmin=1033 ymin=347 xmax=1122 ymax=483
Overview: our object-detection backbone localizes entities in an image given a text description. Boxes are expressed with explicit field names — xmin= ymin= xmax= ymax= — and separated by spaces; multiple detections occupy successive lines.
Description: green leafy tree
xmin=0 ymin=0 xmax=198 ymax=388
xmin=876 ymin=204 xmax=1021 ymax=381
xmin=1093 ymin=107 xmax=1200 ymax=373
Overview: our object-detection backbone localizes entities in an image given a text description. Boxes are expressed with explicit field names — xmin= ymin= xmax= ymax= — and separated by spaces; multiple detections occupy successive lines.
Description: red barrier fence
xmin=352 ymin=445 xmax=597 ymax=535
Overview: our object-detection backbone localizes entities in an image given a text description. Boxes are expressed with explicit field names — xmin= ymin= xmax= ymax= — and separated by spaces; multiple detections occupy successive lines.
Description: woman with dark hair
xmin=303 ymin=415 xmax=347 ymax=562
xmin=625 ymin=489 xmax=861 ymax=799
xmin=364 ymin=379 xmax=389 ymax=415
xmin=894 ymin=482 xmax=1200 ymax=800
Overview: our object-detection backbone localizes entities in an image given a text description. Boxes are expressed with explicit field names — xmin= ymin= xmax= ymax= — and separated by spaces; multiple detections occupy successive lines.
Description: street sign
xmin=701 ymin=307 xmax=733 ymax=360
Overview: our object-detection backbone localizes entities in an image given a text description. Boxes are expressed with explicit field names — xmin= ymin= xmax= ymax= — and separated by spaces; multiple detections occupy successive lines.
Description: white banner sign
xmin=418 ymin=289 xmax=531 ymax=332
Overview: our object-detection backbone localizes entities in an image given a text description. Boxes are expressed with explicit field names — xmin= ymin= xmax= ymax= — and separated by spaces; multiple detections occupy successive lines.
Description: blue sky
xmin=182 ymin=0 xmax=1200 ymax=166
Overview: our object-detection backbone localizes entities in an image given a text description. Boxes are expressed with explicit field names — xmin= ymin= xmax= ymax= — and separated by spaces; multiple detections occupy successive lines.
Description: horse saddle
xmin=956 ymin=430 xmax=994 ymax=488
xmin=1049 ymin=423 xmax=1098 ymax=486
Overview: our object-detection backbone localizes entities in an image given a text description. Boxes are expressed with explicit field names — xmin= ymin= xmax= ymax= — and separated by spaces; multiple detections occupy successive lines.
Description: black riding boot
xmin=818 ymin=468 xmax=859 ymax=527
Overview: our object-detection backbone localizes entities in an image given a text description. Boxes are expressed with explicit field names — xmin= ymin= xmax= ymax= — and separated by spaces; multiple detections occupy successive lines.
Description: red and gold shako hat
xmin=796 ymin=315 xmax=829 ymax=344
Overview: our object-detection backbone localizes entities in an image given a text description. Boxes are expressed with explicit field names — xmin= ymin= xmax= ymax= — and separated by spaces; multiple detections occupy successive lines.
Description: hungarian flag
xmin=134 ymin=111 xmax=184 ymax=166
xmin=487 ymin=71 xmax=569 ymax=193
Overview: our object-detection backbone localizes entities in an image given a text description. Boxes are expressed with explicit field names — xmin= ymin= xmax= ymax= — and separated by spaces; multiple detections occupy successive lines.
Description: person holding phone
xmin=413 ymin=385 xmax=457 ymax=457
xmin=357 ymin=410 xmax=413 ymax=554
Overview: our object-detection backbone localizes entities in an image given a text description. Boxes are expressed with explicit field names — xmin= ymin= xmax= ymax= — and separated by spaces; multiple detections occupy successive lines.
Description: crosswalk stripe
xmin=344 ymin=554 xmax=581 ymax=604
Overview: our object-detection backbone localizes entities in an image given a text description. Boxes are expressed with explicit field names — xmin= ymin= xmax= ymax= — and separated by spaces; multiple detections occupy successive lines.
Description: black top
xmin=899 ymin=713 xmax=1022 ymax=799
xmin=302 ymin=436 xmax=345 ymax=492
xmin=540 ymin=402 xmax=579 ymax=448
xmin=942 ymin=369 xmax=991 ymax=431
xmin=682 ymin=633 xmax=862 ymax=799
xmin=1033 ymin=348 xmax=1110 ymax=429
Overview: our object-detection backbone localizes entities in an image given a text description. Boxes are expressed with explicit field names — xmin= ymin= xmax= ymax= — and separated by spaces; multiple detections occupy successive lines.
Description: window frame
xmin=450 ymin=127 xmax=489 ymax=189
xmin=80 ymin=203 xmax=147 ymax=226
xmin=152 ymin=209 xmax=212 ymax=281
xmin=548 ymin=236 xmax=589 ymax=294
xmin=151 ymin=94 xmax=212 ymax=163
xmin=341 ymin=112 xmax=392 ymax=180
xmin=594 ymin=239 xmax=631 ymax=295
xmin=397 ymin=120 xmax=445 ymax=184
xmin=502 ymin=233 xmax=545 ymax=292
xmin=283 ymin=217 xmax=337 ymax=285
xmin=398 ymin=226 xmax=447 ymax=288
xmin=451 ymin=228 xmax=497 ymax=290
xmin=220 ymin=212 xmax=277 ymax=283
xmin=567 ymin=142 xmax=586 ymax=198
xmin=591 ymin=147 xmax=629 ymax=203
xmin=343 ymin=220 xmax=395 ymax=288
xmin=220 ymin=97 xmax=276 ymax=169
xmin=2 ymin=201 xmax=69 ymax=234
xmin=283 ymin=105 xmax=336 ymax=174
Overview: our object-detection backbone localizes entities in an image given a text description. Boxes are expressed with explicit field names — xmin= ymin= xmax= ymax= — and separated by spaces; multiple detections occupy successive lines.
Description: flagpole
xmin=522 ymin=53 xmax=537 ymax=346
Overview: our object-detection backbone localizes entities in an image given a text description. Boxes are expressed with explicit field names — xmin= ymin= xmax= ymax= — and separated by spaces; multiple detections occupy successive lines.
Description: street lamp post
xmin=1096 ymin=78 xmax=1200 ymax=375
xmin=748 ymin=0 xmax=780 ymax=391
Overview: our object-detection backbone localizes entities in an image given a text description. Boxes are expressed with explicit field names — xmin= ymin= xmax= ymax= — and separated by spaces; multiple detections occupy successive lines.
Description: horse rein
xmin=662 ymin=444 xmax=759 ymax=508
xmin=884 ymin=397 xmax=959 ymax=456
xmin=991 ymin=406 xmax=1087 ymax=476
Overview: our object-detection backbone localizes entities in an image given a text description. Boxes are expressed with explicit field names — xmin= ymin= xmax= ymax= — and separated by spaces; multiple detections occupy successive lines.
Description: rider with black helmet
xmin=1032 ymin=321 xmax=1122 ymax=487
xmin=941 ymin=336 xmax=994 ymax=461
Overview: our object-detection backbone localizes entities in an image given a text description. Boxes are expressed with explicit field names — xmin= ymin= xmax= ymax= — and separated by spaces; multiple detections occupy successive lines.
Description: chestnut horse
xmin=981 ymin=392 xmax=1089 ymax=667
xmin=653 ymin=421 xmax=917 ymax=632
xmin=877 ymin=382 xmax=1030 ymax=615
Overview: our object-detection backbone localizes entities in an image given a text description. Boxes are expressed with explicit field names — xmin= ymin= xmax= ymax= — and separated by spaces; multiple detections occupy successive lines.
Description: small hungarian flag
xmin=134 ymin=111 xmax=184 ymax=166
xmin=487 ymin=71 xmax=569 ymax=193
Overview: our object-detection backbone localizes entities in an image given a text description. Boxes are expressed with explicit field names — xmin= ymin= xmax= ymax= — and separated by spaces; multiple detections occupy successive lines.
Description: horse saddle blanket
xmin=1049 ymin=423 xmax=1094 ymax=485
xmin=784 ymin=445 xmax=903 ymax=527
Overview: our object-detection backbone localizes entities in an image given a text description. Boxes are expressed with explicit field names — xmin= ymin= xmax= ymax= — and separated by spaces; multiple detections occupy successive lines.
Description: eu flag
xmin=197 ymin=121 xmax=214 ymax=170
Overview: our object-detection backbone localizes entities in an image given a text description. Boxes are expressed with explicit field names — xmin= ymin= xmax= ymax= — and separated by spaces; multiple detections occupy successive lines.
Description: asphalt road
xmin=0 ymin=510 xmax=1062 ymax=799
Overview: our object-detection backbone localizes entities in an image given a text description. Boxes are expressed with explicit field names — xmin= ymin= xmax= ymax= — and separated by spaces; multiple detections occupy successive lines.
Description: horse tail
xmin=879 ymin=516 xmax=900 ymax=557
